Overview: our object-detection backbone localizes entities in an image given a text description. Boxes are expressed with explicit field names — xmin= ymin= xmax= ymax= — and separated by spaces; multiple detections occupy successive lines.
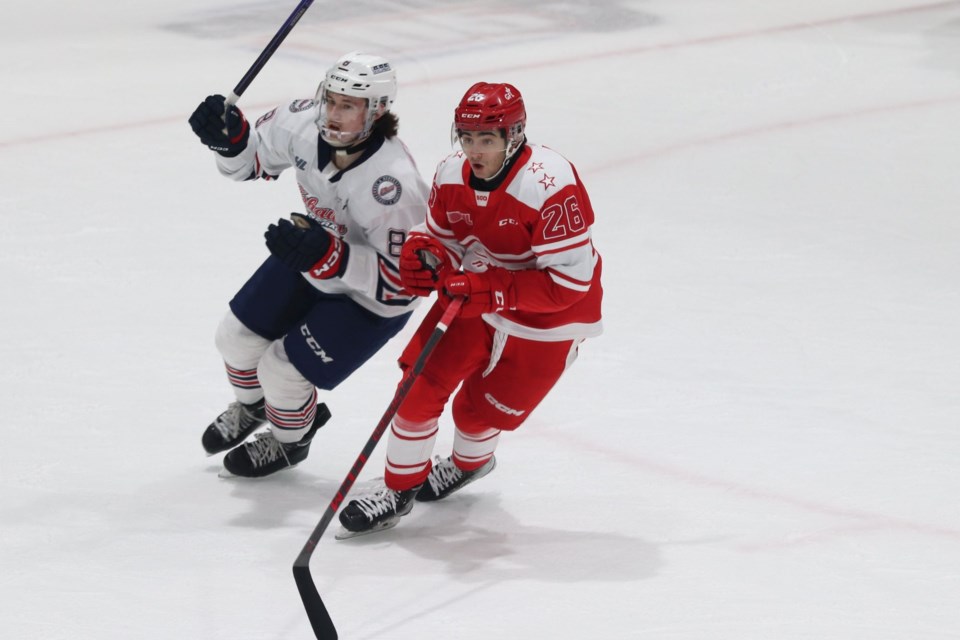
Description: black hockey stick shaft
xmin=293 ymin=296 xmax=464 ymax=640
xmin=224 ymin=0 xmax=316 ymax=107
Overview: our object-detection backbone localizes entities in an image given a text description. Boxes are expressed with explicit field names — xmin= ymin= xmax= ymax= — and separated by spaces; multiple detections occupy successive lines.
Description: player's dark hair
xmin=374 ymin=112 xmax=399 ymax=139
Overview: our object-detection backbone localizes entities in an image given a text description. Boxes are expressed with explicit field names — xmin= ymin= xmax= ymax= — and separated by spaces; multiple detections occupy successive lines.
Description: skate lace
xmin=213 ymin=402 xmax=245 ymax=440
xmin=353 ymin=487 xmax=399 ymax=520
xmin=427 ymin=457 xmax=463 ymax=495
xmin=245 ymin=433 xmax=290 ymax=469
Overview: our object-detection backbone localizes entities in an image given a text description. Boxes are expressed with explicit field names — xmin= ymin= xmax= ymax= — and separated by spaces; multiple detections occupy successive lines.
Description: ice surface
xmin=2 ymin=1 xmax=959 ymax=638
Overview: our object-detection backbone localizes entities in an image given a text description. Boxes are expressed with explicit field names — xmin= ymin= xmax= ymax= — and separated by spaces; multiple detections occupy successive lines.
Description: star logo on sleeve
xmin=527 ymin=162 xmax=544 ymax=174
xmin=538 ymin=173 xmax=556 ymax=190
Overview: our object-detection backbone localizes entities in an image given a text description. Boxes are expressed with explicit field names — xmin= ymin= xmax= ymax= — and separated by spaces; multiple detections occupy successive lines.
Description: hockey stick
xmin=224 ymin=0 xmax=317 ymax=108
xmin=293 ymin=296 xmax=464 ymax=640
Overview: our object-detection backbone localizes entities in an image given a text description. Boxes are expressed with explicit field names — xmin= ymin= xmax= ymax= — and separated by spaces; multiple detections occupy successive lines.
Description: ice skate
xmin=202 ymin=399 xmax=266 ymax=455
xmin=336 ymin=483 xmax=421 ymax=539
xmin=219 ymin=403 xmax=331 ymax=478
xmin=415 ymin=455 xmax=496 ymax=502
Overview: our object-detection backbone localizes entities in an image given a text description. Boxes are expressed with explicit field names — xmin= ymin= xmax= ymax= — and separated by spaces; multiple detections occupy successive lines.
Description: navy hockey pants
xmin=229 ymin=256 xmax=411 ymax=390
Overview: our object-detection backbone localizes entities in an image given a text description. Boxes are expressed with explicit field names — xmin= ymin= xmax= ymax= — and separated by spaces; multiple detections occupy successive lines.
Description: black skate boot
xmin=336 ymin=483 xmax=421 ymax=539
xmin=415 ymin=455 xmax=497 ymax=502
xmin=202 ymin=399 xmax=266 ymax=455
xmin=220 ymin=403 xmax=331 ymax=478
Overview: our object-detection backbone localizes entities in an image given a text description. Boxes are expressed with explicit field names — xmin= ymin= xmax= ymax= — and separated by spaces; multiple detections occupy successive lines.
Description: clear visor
xmin=315 ymin=89 xmax=370 ymax=147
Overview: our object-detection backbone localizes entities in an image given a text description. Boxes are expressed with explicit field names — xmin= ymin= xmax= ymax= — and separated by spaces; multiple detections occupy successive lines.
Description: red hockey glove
xmin=441 ymin=269 xmax=515 ymax=318
xmin=399 ymin=235 xmax=452 ymax=296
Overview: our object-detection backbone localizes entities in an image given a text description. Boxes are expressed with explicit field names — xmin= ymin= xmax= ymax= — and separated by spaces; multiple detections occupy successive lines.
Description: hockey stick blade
xmin=293 ymin=561 xmax=338 ymax=639
xmin=292 ymin=297 xmax=464 ymax=639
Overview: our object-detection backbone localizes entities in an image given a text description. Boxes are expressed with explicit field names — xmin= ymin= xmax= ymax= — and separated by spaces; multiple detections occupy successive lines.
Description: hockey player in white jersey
xmin=188 ymin=52 xmax=428 ymax=478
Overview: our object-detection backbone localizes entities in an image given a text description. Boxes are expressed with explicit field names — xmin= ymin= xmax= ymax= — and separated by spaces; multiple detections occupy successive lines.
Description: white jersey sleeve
xmin=212 ymin=99 xmax=319 ymax=181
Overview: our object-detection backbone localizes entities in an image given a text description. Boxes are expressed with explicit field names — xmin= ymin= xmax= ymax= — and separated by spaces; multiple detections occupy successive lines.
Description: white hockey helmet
xmin=315 ymin=51 xmax=397 ymax=145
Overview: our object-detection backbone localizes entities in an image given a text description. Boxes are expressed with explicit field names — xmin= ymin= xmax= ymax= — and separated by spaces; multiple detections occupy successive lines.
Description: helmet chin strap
xmin=480 ymin=134 xmax=526 ymax=181
xmin=321 ymin=128 xmax=372 ymax=155
xmin=336 ymin=138 xmax=371 ymax=155
xmin=481 ymin=162 xmax=509 ymax=182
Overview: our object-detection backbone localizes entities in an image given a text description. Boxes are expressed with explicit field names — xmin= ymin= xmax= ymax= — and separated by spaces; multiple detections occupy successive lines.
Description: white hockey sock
xmin=452 ymin=426 xmax=500 ymax=470
xmin=386 ymin=415 xmax=439 ymax=480
xmin=216 ymin=311 xmax=269 ymax=405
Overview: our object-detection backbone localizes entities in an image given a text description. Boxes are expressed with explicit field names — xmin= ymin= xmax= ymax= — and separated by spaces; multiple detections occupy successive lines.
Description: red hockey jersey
xmin=418 ymin=144 xmax=603 ymax=342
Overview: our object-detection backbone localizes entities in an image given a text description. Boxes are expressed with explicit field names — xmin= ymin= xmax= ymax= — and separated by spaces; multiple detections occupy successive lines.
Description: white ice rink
xmin=2 ymin=1 xmax=959 ymax=638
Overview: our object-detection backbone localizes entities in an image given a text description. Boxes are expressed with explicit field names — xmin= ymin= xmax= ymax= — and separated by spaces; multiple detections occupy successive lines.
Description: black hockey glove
xmin=265 ymin=214 xmax=348 ymax=279
xmin=188 ymin=95 xmax=249 ymax=157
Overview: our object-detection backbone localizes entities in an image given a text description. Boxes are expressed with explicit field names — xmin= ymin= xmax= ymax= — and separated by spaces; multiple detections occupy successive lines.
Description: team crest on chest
xmin=372 ymin=175 xmax=402 ymax=205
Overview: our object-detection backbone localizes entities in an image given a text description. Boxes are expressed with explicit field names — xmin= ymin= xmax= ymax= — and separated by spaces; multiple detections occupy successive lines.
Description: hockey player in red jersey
xmin=338 ymin=82 xmax=603 ymax=536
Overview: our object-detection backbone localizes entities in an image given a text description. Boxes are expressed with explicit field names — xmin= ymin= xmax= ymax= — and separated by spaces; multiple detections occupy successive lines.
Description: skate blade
xmin=334 ymin=518 xmax=400 ymax=540
xmin=415 ymin=457 xmax=497 ymax=502
xmin=218 ymin=464 xmax=298 ymax=479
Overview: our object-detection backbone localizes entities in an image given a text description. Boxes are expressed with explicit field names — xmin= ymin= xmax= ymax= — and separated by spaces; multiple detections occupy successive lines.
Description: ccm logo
xmin=300 ymin=324 xmax=334 ymax=363
xmin=484 ymin=392 xmax=524 ymax=416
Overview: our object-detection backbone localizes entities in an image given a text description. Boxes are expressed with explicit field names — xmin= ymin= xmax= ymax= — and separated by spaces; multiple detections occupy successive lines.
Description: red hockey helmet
xmin=453 ymin=82 xmax=526 ymax=158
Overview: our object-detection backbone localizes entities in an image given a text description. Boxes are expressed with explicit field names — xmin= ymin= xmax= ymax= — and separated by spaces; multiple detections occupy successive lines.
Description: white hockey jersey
xmin=214 ymin=98 xmax=429 ymax=319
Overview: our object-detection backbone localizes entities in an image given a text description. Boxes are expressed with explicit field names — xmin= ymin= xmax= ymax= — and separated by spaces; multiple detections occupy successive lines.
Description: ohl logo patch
xmin=447 ymin=211 xmax=473 ymax=225
xmin=372 ymin=175 xmax=402 ymax=205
